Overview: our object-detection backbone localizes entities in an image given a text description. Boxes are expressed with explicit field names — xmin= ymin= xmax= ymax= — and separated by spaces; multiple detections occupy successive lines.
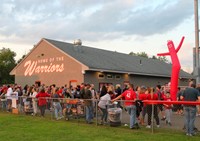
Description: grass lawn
xmin=0 ymin=112 xmax=199 ymax=141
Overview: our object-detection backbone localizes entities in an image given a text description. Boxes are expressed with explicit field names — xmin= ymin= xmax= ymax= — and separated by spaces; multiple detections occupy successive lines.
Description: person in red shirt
xmin=36 ymin=87 xmax=50 ymax=117
xmin=146 ymin=87 xmax=160 ymax=128
xmin=112 ymin=84 xmax=139 ymax=129
xmin=58 ymin=87 xmax=64 ymax=108
xmin=0 ymin=85 xmax=8 ymax=94
xmin=137 ymin=86 xmax=147 ymax=125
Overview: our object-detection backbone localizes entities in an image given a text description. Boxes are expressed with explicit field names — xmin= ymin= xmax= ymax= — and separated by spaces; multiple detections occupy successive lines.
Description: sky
xmin=0 ymin=0 xmax=197 ymax=73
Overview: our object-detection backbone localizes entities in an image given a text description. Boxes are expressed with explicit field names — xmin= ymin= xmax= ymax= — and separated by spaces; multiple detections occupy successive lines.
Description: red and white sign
xmin=24 ymin=56 xmax=65 ymax=76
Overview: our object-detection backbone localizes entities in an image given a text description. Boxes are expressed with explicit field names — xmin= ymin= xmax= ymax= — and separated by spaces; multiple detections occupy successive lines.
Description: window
xmin=107 ymin=74 xmax=113 ymax=79
xmin=98 ymin=74 xmax=105 ymax=79
xmin=115 ymin=75 xmax=121 ymax=80
xmin=99 ymin=83 xmax=113 ymax=91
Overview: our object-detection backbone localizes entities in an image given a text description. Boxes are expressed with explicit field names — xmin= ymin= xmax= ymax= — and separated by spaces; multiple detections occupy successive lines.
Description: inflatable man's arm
xmin=157 ymin=36 xmax=185 ymax=56
xmin=175 ymin=36 xmax=185 ymax=53
xmin=157 ymin=52 xmax=170 ymax=56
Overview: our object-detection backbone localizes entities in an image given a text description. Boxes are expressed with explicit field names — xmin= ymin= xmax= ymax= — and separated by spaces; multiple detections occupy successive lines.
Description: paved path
xmin=119 ymin=110 xmax=200 ymax=131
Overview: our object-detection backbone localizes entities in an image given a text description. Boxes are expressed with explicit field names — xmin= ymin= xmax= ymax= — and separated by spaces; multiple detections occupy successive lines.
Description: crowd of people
xmin=0 ymin=82 xmax=200 ymax=136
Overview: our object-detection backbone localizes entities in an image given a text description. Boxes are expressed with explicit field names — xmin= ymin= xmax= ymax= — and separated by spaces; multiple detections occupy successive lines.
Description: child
xmin=163 ymin=92 xmax=172 ymax=126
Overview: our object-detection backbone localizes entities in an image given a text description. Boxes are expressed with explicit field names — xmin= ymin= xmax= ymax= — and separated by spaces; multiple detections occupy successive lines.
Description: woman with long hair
xmin=146 ymin=87 xmax=160 ymax=128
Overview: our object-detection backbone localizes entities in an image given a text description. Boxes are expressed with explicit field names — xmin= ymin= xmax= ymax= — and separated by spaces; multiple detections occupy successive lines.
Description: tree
xmin=136 ymin=52 xmax=149 ymax=58
xmin=0 ymin=48 xmax=16 ymax=84
xmin=17 ymin=54 xmax=26 ymax=64
xmin=129 ymin=51 xmax=136 ymax=56
xmin=152 ymin=55 xmax=157 ymax=59
xmin=157 ymin=56 xmax=169 ymax=63
xmin=129 ymin=51 xmax=169 ymax=63
xmin=129 ymin=51 xmax=148 ymax=58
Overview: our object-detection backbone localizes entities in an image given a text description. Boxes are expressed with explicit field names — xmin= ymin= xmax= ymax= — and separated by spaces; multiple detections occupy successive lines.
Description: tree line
xmin=0 ymin=48 xmax=16 ymax=84
xmin=129 ymin=51 xmax=169 ymax=63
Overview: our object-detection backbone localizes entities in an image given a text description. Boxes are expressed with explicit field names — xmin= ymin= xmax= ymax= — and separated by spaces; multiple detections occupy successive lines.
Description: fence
xmin=1 ymin=96 xmax=200 ymax=134
xmin=143 ymin=100 xmax=200 ymax=133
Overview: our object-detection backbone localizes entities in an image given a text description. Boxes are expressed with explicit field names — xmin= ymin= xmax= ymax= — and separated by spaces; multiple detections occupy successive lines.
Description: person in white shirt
xmin=90 ymin=84 xmax=97 ymax=118
xmin=11 ymin=88 xmax=19 ymax=109
xmin=98 ymin=91 xmax=112 ymax=124
xmin=6 ymin=85 xmax=13 ymax=112
xmin=30 ymin=87 xmax=38 ymax=116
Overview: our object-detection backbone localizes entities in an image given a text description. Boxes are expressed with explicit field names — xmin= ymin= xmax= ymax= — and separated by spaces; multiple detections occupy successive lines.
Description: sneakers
xmin=99 ymin=120 xmax=103 ymax=125
xmin=104 ymin=121 xmax=108 ymax=125
xmin=145 ymin=125 xmax=160 ymax=128
xmin=56 ymin=117 xmax=62 ymax=120
xmin=135 ymin=123 xmax=140 ymax=129
xmin=166 ymin=120 xmax=172 ymax=126
xmin=186 ymin=133 xmax=195 ymax=136
xmin=146 ymin=125 xmax=151 ymax=128
xmin=131 ymin=126 xmax=140 ymax=129
xmin=161 ymin=117 xmax=166 ymax=121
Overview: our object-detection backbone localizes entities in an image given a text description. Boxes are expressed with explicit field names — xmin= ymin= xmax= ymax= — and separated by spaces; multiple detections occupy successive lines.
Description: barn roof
xmin=45 ymin=38 xmax=192 ymax=78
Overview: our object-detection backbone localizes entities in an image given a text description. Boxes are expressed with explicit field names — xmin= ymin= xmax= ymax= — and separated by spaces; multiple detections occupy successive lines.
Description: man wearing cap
xmin=180 ymin=83 xmax=200 ymax=136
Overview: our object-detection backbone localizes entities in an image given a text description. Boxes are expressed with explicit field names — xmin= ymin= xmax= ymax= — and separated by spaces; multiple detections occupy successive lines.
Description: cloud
xmin=178 ymin=41 xmax=194 ymax=72
xmin=0 ymin=0 xmax=194 ymax=43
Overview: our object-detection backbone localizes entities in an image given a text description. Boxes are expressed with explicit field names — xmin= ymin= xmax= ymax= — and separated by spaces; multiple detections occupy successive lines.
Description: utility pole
xmin=194 ymin=0 xmax=200 ymax=84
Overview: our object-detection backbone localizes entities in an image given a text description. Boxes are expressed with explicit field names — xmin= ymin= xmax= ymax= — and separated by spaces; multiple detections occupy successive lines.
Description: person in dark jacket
xmin=115 ymin=84 xmax=123 ymax=108
xmin=81 ymin=83 xmax=93 ymax=124
xmin=180 ymin=83 xmax=200 ymax=136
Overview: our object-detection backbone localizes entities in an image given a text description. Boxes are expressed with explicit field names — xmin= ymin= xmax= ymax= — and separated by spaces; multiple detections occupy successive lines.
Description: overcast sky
xmin=0 ymin=0 xmax=196 ymax=73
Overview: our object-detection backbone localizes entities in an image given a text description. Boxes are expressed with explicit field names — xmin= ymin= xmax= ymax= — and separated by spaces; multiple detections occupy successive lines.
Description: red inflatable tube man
xmin=157 ymin=36 xmax=185 ymax=101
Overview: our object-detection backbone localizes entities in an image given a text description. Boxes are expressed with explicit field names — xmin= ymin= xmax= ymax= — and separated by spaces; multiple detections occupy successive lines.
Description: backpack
xmin=74 ymin=91 xmax=80 ymax=98
xmin=157 ymin=91 xmax=164 ymax=100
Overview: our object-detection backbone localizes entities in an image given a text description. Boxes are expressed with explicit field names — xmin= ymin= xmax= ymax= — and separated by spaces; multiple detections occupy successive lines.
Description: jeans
xmin=1 ymin=100 xmax=7 ymax=111
xmin=53 ymin=102 xmax=63 ymax=119
xmin=184 ymin=106 xmax=197 ymax=134
xmin=7 ymin=99 xmax=12 ymax=112
xmin=165 ymin=109 xmax=172 ymax=123
xmin=39 ymin=105 xmax=46 ymax=117
xmin=65 ymin=104 xmax=72 ymax=117
xmin=126 ymin=105 xmax=137 ymax=128
xmin=100 ymin=108 xmax=108 ymax=122
xmin=86 ymin=105 xmax=93 ymax=123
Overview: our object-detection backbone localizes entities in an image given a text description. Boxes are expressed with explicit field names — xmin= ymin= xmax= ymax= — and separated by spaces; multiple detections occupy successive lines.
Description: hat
xmin=141 ymin=85 xmax=147 ymax=90
xmin=86 ymin=83 xmax=91 ymax=87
